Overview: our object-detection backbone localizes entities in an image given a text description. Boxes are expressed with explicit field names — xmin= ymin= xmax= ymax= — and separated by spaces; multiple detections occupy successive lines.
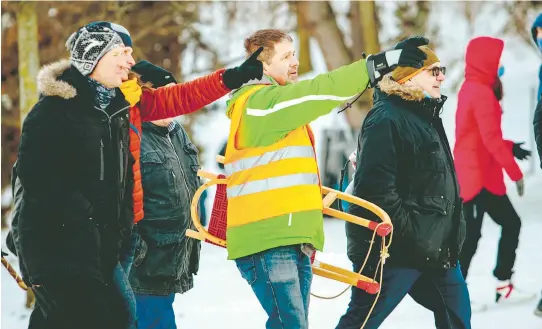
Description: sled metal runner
xmin=186 ymin=155 xmax=392 ymax=295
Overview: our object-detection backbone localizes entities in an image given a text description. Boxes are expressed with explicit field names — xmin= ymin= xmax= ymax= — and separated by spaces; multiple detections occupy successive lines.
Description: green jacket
xmin=225 ymin=59 xmax=370 ymax=260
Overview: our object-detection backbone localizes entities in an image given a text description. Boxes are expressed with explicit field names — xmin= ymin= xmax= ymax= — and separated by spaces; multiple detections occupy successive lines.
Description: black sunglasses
xmin=426 ymin=66 xmax=446 ymax=77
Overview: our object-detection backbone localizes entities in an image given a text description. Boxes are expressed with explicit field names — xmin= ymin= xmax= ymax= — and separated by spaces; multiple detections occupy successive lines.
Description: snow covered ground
xmin=2 ymin=173 xmax=542 ymax=329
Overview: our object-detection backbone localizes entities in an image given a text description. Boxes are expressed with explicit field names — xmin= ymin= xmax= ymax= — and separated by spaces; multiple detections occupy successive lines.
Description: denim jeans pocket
xmin=235 ymin=255 xmax=257 ymax=285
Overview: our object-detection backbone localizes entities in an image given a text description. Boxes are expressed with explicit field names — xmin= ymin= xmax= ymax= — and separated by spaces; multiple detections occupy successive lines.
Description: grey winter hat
xmin=65 ymin=21 xmax=132 ymax=76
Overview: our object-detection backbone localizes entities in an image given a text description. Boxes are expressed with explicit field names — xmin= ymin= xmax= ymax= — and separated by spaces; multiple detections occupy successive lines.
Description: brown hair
xmin=244 ymin=29 xmax=293 ymax=64
xmin=493 ymin=77 xmax=503 ymax=101
xmin=127 ymin=71 xmax=153 ymax=90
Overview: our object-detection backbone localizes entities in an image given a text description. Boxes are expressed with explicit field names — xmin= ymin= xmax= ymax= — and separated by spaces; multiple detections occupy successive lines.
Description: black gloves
xmin=366 ymin=36 xmax=429 ymax=87
xmin=512 ymin=142 xmax=531 ymax=160
xmin=222 ymin=47 xmax=264 ymax=90
xmin=1 ymin=250 xmax=8 ymax=257
xmin=394 ymin=36 xmax=429 ymax=51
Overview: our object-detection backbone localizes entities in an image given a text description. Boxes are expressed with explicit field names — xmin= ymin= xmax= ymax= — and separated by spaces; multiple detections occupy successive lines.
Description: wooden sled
xmin=186 ymin=156 xmax=392 ymax=294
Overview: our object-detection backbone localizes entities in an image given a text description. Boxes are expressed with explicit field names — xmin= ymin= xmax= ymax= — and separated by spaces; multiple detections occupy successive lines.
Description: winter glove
xmin=366 ymin=36 xmax=429 ymax=87
xmin=222 ymin=47 xmax=264 ymax=90
xmin=512 ymin=142 xmax=531 ymax=160
xmin=516 ymin=178 xmax=525 ymax=197
xmin=1 ymin=250 xmax=7 ymax=257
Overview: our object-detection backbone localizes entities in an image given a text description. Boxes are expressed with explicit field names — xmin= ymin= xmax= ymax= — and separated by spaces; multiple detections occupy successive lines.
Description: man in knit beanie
xmin=337 ymin=40 xmax=472 ymax=329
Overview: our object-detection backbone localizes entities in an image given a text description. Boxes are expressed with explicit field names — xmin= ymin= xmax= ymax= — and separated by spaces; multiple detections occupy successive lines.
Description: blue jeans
xmin=114 ymin=263 xmax=138 ymax=329
xmin=135 ymin=293 xmax=176 ymax=329
xmin=112 ymin=232 xmax=140 ymax=329
xmin=335 ymin=263 xmax=472 ymax=329
xmin=235 ymin=245 xmax=312 ymax=329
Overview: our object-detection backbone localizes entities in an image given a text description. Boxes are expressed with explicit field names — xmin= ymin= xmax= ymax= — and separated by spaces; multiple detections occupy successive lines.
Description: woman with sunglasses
xmin=337 ymin=42 xmax=472 ymax=329
xmin=454 ymin=36 xmax=534 ymax=311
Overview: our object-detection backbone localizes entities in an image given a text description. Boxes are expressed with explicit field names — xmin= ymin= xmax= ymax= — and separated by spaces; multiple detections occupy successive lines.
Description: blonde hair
xmin=127 ymin=71 xmax=153 ymax=90
xmin=244 ymin=29 xmax=293 ymax=64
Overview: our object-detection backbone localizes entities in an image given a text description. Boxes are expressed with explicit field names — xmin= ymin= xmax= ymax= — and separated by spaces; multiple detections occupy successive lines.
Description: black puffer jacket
xmin=347 ymin=76 xmax=466 ymax=270
xmin=16 ymin=61 xmax=134 ymax=284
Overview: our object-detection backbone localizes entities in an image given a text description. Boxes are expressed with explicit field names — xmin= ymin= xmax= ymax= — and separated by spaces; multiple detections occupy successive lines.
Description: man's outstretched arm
xmin=241 ymin=37 xmax=429 ymax=147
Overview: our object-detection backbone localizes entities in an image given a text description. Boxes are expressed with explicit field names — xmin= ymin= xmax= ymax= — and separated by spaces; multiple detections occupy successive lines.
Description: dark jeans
xmin=235 ymin=245 xmax=312 ymax=329
xmin=28 ymin=276 xmax=129 ymax=329
xmin=335 ymin=263 xmax=471 ymax=329
xmin=458 ymin=190 xmax=521 ymax=281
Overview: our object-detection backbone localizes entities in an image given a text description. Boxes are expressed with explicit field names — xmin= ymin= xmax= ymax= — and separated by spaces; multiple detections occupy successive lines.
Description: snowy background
xmin=2 ymin=1 xmax=541 ymax=328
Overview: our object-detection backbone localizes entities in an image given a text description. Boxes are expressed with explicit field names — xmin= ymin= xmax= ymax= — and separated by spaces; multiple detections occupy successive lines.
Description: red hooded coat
xmin=453 ymin=37 xmax=522 ymax=202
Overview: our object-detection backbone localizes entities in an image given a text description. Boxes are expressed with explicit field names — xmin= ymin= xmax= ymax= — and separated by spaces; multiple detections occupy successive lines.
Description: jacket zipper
xmin=100 ymin=139 xmax=105 ymax=181
xmin=119 ymin=141 xmax=124 ymax=183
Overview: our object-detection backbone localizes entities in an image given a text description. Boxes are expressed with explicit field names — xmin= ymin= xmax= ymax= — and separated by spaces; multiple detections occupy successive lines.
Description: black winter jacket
xmin=16 ymin=61 xmax=135 ymax=284
xmin=347 ymin=76 xmax=466 ymax=270
xmin=129 ymin=122 xmax=201 ymax=295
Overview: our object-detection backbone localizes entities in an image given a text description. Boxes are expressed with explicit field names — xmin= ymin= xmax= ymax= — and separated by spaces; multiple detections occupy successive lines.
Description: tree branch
xmin=131 ymin=14 xmax=175 ymax=44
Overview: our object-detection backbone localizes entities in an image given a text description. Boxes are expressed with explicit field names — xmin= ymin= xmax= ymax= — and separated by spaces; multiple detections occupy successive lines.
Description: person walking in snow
xmin=336 ymin=41 xmax=470 ymax=329
xmin=223 ymin=29 xmax=429 ymax=329
xmin=531 ymin=12 xmax=542 ymax=317
xmin=455 ymin=36 xmax=533 ymax=308
xmin=122 ymin=60 xmax=202 ymax=329
xmin=12 ymin=20 xmax=263 ymax=329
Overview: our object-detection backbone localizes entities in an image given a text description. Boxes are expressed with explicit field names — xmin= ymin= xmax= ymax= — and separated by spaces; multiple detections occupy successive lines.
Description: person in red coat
xmin=454 ymin=36 xmax=533 ymax=306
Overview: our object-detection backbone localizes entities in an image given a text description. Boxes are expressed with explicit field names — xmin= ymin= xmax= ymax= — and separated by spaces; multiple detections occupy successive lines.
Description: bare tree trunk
xmin=297 ymin=1 xmax=367 ymax=130
xmin=349 ymin=3 xmax=364 ymax=61
xmin=16 ymin=1 xmax=39 ymax=309
xmin=17 ymin=1 xmax=39 ymax=124
xmin=296 ymin=2 xmax=312 ymax=75
xmin=359 ymin=1 xmax=380 ymax=55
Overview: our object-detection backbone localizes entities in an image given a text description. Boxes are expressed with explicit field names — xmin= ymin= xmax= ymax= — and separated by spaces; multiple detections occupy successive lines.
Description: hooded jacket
xmin=453 ymin=37 xmax=522 ymax=202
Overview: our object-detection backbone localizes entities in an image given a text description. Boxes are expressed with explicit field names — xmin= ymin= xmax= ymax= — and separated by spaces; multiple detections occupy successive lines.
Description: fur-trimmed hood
xmin=378 ymin=75 xmax=425 ymax=101
xmin=37 ymin=59 xmax=78 ymax=100
xmin=376 ymin=75 xmax=447 ymax=119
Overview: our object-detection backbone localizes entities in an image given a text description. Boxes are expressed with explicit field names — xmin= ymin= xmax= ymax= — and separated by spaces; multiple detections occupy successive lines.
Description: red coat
xmin=129 ymin=69 xmax=229 ymax=222
xmin=453 ymin=37 xmax=522 ymax=202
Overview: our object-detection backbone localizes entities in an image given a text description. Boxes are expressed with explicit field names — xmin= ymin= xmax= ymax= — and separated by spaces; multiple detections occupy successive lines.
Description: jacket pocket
xmin=140 ymin=151 xmax=181 ymax=219
xmin=183 ymin=142 xmax=201 ymax=174
xmin=235 ymin=255 xmax=257 ymax=285
xmin=133 ymin=232 xmax=184 ymax=280
xmin=404 ymin=196 xmax=451 ymax=262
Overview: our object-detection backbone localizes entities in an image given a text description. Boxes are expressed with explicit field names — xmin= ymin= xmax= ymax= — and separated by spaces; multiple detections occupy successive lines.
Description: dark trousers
xmin=458 ymin=190 xmax=521 ymax=281
xmin=335 ymin=263 xmax=471 ymax=329
xmin=27 ymin=276 xmax=129 ymax=329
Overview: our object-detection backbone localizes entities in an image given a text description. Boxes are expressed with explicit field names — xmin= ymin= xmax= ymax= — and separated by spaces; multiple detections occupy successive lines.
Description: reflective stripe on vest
xmin=227 ymin=172 xmax=319 ymax=198
xmin=224 ymin=85 xmax=322 ymax=226
xmin=224 ymin=145 xmax=315 ymax=176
